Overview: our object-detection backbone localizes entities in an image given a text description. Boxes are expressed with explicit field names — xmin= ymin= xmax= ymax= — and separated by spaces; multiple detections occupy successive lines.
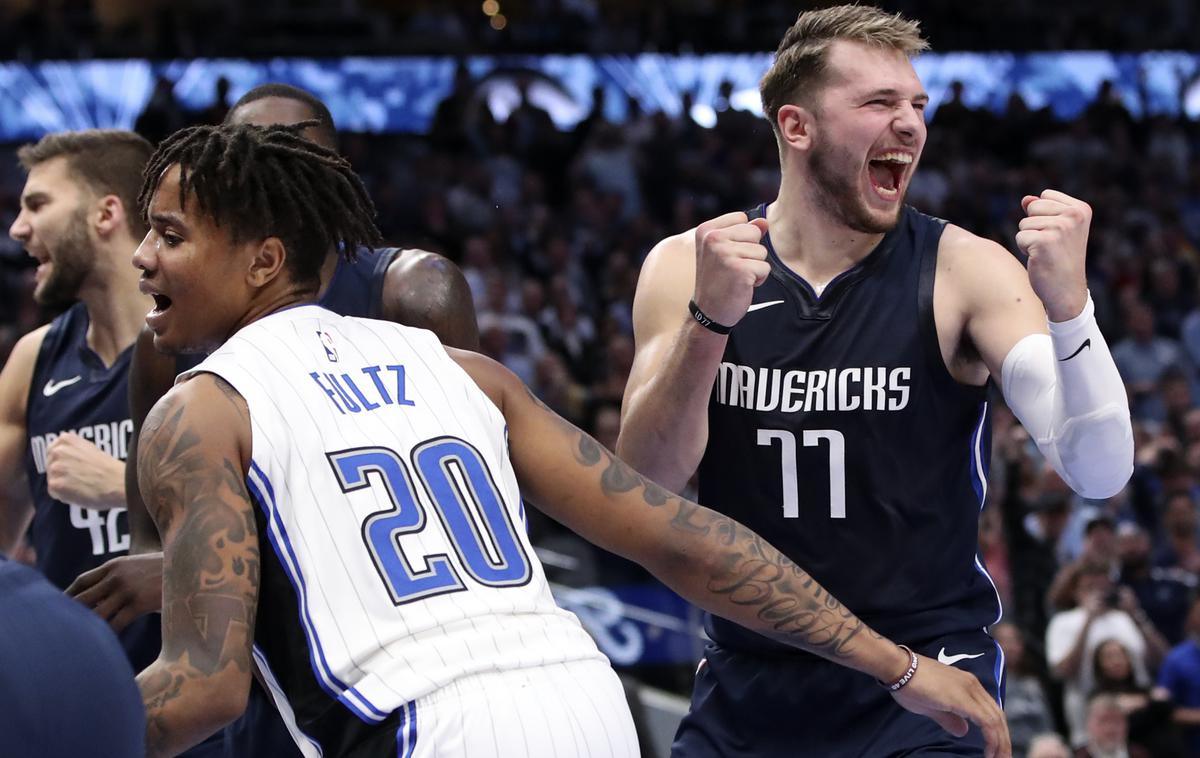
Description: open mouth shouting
xmin=139 ymin=280 xmax=173 ymax=332
xmin=867 ymin=150 xmax=914 ymax=201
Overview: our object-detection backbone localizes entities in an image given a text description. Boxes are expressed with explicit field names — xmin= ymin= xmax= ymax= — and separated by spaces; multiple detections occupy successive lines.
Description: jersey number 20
xmin=328 ymin=437 xmax=532 ymax=605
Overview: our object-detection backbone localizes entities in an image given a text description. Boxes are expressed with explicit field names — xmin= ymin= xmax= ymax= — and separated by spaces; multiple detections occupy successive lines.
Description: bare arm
xmin=135 ymin=375 xmax=257 ymax=758
xmin=381 ymin=248 xmax=480 ymax=350
xmin=616 ymin=233 xmax=721 ymax=491
xmin=454 ymin=349 xmax=1010 ymax=757
xmin=126 ymin=324 xmax=178 ymax=554
xmin=0 ymin=328 xmax=44 ymax=556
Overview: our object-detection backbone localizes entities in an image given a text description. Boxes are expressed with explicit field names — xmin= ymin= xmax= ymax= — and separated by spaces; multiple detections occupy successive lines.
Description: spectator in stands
xmin=1075 ymin=693 xmax=1150 ymax=758
xmin=1028 ymin=732 xmax=1072 ymax=758
xmin=995 ymin=621 xmax=1057 ymax=758
xmin=1112 ymin=300 xmax=1189 ymax=421
xmin=1090 ymin=639 xmax=1186 ymax=756
xmin=1046 ymin=561 xmax=1167 ymax=745
xmin=1155 ymin=493 xmax=1200 ymax=574
xmin=1117 ymin=522 xmax=1196 ymax=644
xmin=1157 ymin=596 xmax=1200 ymax=757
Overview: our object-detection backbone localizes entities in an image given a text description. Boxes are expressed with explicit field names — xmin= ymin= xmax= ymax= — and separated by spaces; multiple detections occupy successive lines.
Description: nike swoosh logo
xmin=43 ymin=376 xmax=82 ymax=396
xmin=747 ymin=300 xmax=785 ymax=313
xmin=937 ymin=647 xmax=986 ymax=666
xmin=1060 ymin=338 xmax=1091 ymax=362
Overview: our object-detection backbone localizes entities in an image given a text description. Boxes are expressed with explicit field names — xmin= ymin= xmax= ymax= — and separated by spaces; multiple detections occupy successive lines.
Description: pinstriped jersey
xmin=190 ymin=305 xmax=604 ymax=752
xmin=698 ymin=205 xmax=1001 ymax=655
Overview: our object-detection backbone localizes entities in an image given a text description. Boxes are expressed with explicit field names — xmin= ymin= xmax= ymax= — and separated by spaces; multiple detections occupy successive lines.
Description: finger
xmin=1022 ymin=197 xmax=1073 ymax=217
xmin=65 ymin=566 xmax=105 ymax=596
xmin=1016 ymin=216 xmax=1066 ymax=232
xmin=702 ymin=225 xmax=772 ymax=250
xmin=91 ymin=592 xmax=124 ymax=623
xmin=72 ymin=576 xmax=113 ymax=608
xmin=1020 ymin=195 xmax=1038 ymax=211
xmin=695 ymin=211 xmax=749 ymax=235
xmin=1039 ymin=188 xmax=1082 ymax=206
xmin=109 ymin=605 xmax=139 ymax=633
xmin=746 ymin=260 xmax=773 ymax=287
xmin=749 ymin=217 xmax=769 ymax=237
xmin=1014 ymin=230 xmax=1040 ymax=252
xmin=928 ymin=709 xmax=969 ymax=738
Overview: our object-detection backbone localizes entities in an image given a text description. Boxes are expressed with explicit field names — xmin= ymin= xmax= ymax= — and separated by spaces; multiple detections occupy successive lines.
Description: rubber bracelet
xmin=688 ymin=300 xmax=733 ymax=335
xmin=878 ymin=645 xmax=919 ymax=691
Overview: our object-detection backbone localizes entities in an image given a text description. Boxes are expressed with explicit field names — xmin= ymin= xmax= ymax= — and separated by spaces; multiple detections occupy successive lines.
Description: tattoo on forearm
xmin=526 ymin=383 xmax=876 ymax=663
xmin=137 ymin=379 xmax=259 ymax=757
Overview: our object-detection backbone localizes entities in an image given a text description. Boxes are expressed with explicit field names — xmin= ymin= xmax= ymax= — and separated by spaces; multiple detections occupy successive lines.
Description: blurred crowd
xmin=0 ymin=0 xmax=1198 ymax=58
xmin=1 ymin=58 xmax=1200 ymax=757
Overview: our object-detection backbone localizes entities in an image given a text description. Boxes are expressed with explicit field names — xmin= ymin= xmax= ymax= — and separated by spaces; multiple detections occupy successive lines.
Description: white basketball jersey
xmin=191 ymin=305 xmax=605 ymax=747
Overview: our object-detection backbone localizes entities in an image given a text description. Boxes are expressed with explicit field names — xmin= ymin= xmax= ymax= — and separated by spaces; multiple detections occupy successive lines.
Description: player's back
xmin=193 ymin=305 xmax=605 ymax=752
xmin=698 ymin=204 xmax=1001 ymax=653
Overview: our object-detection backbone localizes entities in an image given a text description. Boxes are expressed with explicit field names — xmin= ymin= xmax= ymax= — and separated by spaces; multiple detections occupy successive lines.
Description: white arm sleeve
xmin=1000 ymin=293 xmax=1134 ymax=499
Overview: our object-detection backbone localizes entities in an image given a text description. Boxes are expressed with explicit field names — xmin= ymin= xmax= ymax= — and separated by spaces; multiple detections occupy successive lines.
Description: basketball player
xmin=68 ymin=82 xmax=479 ymax=631
xmin=131 ymin=122 xmax=1008 ymax=757
xmin=0 ymin=130 xmax=162 ymax=676
xmin=0 ymin=556 xmax=144 ymax=757
xmin=618 ymin=6 xmax=1133 ymax=757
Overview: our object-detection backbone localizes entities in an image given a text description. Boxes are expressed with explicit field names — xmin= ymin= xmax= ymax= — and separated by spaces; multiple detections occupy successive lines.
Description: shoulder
xmin=144 ymin=372 xmax=250 ymax=461
xmin=379 ymin=247 xmax=479 ymax=350
xmin=632 ymin=229 xmax=696 ymax=332
xmin=937 ymin=224 xmax=1028 ymax=286
xmin=0 ymin=324 xmax=52 ymax=418
xmin=445 ymin=347 xmax=521 ymax=415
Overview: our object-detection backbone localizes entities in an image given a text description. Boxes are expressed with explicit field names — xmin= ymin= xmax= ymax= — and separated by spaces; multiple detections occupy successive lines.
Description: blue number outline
xmin=326 ymin=436 xmax=531 ymax=606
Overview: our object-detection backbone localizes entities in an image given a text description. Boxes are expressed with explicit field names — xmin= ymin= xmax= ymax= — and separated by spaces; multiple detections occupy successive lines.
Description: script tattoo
xmin=137 ymin=378 xmax=259 ymax=758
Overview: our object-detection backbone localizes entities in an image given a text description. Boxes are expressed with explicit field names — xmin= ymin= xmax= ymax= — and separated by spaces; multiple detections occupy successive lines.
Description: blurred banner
xmin=1 ymin=51 xmax=1198 ymax=141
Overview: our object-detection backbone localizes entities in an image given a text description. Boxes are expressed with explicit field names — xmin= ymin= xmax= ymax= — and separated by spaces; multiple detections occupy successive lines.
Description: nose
xmin=132 ymin=230 xmax=156 ymax=273
xmin=892 ymin=101 xmax=924 ymax=143
xmin=9 ymin=209 xmax=30 ymax=244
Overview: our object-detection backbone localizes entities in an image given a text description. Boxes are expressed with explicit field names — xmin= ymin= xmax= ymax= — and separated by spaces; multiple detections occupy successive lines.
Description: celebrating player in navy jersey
xmin=0 ymin=130 xmax=163 ymax=671
xmin=619 ymin=5 xmax=1133 ymax=757
xmin=130 ymin=122 xmax=1006 ymax=758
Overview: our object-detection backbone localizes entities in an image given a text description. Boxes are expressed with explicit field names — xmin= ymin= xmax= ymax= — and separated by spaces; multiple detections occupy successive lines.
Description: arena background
xmin=2 ymin=2 xmax=1199 ymax=756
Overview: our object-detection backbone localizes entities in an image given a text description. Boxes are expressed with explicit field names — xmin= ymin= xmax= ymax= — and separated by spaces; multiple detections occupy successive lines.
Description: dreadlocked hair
xmin=138 ymin=121 xmax=381 ymax=287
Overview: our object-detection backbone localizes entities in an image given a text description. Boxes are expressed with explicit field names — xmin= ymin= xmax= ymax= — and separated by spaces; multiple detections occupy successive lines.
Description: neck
xmin=767 ymin=171 xmax=887 ymax=286
xmin=76 ymin=238 xmax=152 ymax=367
xmin=225 ymin=285 xmax=320 ymax=343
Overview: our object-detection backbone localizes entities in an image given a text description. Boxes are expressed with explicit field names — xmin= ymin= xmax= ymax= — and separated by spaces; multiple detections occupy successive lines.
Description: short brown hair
xmin=759 ymin=5 xmax=929 ymax=132
xmin=17 ymin=129 xmax=154 ymax=237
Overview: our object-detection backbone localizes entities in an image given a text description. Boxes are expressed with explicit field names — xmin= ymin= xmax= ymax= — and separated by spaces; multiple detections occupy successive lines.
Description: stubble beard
xmin=809 ymin=138 xmax=903 ymax=235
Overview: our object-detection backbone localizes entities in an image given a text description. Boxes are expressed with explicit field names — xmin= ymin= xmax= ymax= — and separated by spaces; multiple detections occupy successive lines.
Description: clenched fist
xmin=1015 ymin=190 xmax=1090 ymax=323
xmin=692 ymin=211 xmax=772 ymax=328
xmin=46 ymin=431 xmax=126 ymax=510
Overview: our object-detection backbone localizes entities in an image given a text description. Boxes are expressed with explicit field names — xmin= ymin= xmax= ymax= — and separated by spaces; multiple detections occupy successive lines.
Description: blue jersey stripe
xmin=252 ymin=643 xmax=325 ymax=756
xmin=247 ymin=461 xmax=387 ymax=724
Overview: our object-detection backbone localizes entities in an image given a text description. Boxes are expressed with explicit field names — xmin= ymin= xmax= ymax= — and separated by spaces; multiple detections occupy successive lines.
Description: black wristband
xmin=878 ymin=645 xmax=919 ymax=692
xmin=688 ymin=300 xmax=733 ymax=335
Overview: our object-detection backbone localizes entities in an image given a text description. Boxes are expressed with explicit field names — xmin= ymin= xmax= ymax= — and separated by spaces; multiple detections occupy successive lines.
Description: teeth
xmin=874 ymin=151 xmax=913 ymax=164
xmin=876 ymin=185 xmax=898 ymax=198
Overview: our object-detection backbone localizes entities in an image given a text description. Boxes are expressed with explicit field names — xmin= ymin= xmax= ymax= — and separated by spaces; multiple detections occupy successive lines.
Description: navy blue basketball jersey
xmin=24 ymin=302 xmax=161 ymax=670
xmin=698 ymin=204 xmax=1001 ymax=654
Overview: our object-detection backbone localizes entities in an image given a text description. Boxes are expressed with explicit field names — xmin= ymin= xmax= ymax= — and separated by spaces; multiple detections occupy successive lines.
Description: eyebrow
xmin=863 ymin=88 xmax=930 ymax=103
xmin=20 ymin=191 xmax=49 ymax=208
xmin=149 ymin=211 xmax=190 ymax=232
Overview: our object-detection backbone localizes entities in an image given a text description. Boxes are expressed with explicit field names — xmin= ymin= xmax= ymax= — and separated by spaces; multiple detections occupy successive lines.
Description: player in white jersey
xmin=130 ymin=122 xmax=1010 ymax=758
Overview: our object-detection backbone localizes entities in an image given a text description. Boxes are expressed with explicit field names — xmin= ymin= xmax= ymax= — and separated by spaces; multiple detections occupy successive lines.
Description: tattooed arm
xmin=134 ymin=374 xmax=258 ymax=758
xmin=450 ymin=349 xmax=1011 ymax=758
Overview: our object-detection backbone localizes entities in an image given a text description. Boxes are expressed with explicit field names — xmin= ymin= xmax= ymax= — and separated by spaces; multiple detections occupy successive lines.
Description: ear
xmin=93 ymin=195 xmax=126 ymax=239
xmin=246 ymin=237 xmax=287 ymax=289
xmin=777 ymin=103 xmax=817 ymax=155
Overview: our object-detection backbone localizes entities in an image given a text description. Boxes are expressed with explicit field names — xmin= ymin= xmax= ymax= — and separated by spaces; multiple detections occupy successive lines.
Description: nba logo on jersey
xmin=317 ymin=330 xmax=338 ymax=362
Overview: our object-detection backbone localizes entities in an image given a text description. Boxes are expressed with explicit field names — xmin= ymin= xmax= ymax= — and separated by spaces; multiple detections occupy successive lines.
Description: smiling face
xmin=793 ymin=40 xmax=927 ymax=233
xmin=133 ymin=164 xmax=259 ymax=354
xmin=9 ymin=156 xmax=97 ymax=306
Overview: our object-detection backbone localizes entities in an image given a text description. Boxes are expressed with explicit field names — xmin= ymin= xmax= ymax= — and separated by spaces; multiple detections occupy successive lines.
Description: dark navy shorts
xmin=672 ymin=628 xmax=1005 ymax=757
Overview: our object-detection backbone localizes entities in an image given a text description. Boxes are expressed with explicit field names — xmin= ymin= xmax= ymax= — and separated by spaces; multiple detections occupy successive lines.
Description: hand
xmin=1081 ymin=589 xmax=1107 ymax=617
xmin=1015 ymin=190 xmax=1091 ymax=323
xmin=66 ymin=552 xmax=163 ymax=632
xmin=692 ymin=211 xmax=771 ymax=328
xmin=1116 ymin=586 xmax=1141 ymax=615
xmin=46 ymin=432 xmax=125 ymax=510
xmin=890 ymin=655 xmax=1011 ymax=758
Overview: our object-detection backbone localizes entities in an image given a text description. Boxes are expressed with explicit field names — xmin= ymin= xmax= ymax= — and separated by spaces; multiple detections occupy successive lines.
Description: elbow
xmin=197 ymin=669 xmax=252 ymax=729
xmin=1055 ymin=406 xmax=1134 ymax=499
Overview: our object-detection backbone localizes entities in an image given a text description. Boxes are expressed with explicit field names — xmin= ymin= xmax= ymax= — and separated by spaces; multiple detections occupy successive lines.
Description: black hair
xmin=227 ymin=83 xmax=337 ymax=148
xmin=138 ymin=122 xmax=380 ymax=286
